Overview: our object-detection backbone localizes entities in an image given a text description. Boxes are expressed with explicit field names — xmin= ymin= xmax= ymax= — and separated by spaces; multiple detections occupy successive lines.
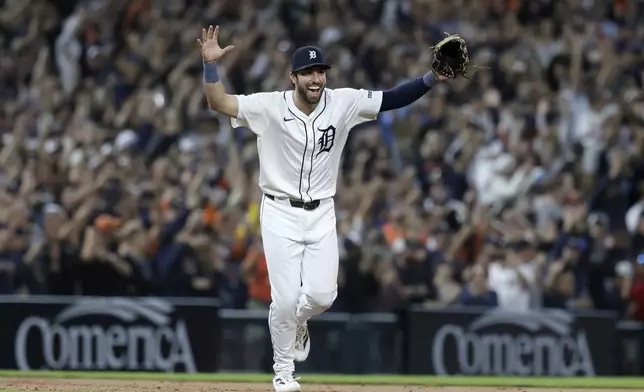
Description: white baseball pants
xmin=259 ymin=194 xmax=339 ymax=376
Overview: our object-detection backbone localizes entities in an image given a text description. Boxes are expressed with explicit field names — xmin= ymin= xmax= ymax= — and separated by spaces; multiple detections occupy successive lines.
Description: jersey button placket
xmin=304 ymin=119 xmax=316 ymax=203
xmin=296 ymin=119 xmax=308 ymax=202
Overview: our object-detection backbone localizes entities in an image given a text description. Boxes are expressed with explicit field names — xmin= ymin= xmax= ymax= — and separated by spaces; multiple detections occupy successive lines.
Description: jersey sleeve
xmin=230 ymin=92 xmax=279 ymax=135
xmin=334 ymin=88 xmax=383 ymax=129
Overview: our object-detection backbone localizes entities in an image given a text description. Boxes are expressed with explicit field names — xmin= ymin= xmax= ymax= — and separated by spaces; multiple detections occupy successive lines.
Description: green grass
xmin=0 ymin=370 xmax=643 ymax=389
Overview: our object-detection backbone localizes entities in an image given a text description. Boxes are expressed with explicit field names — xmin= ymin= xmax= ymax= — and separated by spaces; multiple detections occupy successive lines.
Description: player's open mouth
xmin=308 ymin=86 xmax=320 ymax=93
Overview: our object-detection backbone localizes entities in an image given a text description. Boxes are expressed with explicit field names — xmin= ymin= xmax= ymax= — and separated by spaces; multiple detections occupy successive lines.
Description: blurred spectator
xmin=458 ymin=263 xmax=498 ymax=307
xmin=628 ymin=256 xmax=644 ymax=322
xmin=543 ymin=238 xmax=583 ymax=309
xmin=242 ymin=236 xmax=270 ymax=310
xmin=0 ymin=0 xmax=643 ymax=320
xmin=628 ymin=198 xmax=644 ymax=257
xmin=487 ymin=240 xmax=542 ymax=311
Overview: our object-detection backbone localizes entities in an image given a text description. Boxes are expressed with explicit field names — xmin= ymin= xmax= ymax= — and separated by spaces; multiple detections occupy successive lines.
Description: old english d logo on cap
xmin=291 ymin=46 xmax=331 ymax=73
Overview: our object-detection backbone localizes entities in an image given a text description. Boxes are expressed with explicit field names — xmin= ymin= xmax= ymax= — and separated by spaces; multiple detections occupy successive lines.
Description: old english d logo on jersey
xmin=315 ymin=125 xmax=335 ymax=157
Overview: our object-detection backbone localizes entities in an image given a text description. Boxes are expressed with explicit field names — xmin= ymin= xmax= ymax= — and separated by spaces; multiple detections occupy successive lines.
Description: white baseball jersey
xmin=231 ymin=88 xmax=383 ymax=201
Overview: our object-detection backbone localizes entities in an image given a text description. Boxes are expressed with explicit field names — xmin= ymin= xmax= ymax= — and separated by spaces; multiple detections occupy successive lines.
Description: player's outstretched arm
xmin=198 ymin=25 xmax=239 ymax=118
xmin=378 ymin=72 xmax=448 ymax=113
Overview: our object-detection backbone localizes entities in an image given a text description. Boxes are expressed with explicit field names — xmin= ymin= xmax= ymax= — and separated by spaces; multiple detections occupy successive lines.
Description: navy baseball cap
xmin=291 ymin=46 xmax=331 ymax=73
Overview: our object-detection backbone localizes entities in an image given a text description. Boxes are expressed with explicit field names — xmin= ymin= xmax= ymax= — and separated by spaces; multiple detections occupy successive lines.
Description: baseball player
xmin=198 ymin=25 xmax=469 ymax=392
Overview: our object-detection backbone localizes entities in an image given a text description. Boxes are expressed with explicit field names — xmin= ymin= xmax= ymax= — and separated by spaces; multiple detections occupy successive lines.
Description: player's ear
xmin=289 ymin=72 xmax=297 ymax=85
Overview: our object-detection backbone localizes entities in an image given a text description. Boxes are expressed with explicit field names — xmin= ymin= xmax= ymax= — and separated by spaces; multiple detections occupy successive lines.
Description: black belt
xmin=265 ymin=194 xmax=320 ymax=210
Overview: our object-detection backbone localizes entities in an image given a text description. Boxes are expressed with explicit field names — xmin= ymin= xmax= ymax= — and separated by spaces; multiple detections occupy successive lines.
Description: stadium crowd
xmin=2 ymin=0 xmax=644 ymax=320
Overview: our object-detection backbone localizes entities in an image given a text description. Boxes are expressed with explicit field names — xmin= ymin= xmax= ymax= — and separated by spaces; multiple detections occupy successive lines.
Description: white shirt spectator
xmin=475 ymin=153 xmax=537 ymax=206
xmin=626 ymin=200 xmax=644 ymax=234
xmin=487 ymin=260 xmax=539 ymax=311
xmin=54 ymin=13 xmax=84 ymax=96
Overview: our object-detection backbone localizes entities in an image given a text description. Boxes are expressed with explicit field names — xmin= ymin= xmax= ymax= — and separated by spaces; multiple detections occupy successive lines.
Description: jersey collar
xmin=286 ymin=90 xmax=326 ymax=120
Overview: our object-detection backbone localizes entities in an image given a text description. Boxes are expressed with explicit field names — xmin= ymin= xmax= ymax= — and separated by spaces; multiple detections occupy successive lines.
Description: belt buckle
xmin=303 ymin=201 xmax=318 ymax=211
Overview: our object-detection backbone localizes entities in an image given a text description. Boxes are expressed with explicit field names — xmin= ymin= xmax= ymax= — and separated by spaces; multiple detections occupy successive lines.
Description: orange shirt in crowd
xmin=245 ymin=249 xmax=271 ymax=304
xmin=382 ymin=221 xmax=428 ymax=247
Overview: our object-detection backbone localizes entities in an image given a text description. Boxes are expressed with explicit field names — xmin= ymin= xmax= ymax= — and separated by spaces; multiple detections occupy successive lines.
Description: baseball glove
xmin=430 ymin=33 xmax=470 ymax=79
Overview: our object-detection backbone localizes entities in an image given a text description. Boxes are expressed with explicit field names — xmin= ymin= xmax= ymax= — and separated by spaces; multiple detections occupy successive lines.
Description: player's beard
xmin=296 ymin=82 xmax=324 ymax=105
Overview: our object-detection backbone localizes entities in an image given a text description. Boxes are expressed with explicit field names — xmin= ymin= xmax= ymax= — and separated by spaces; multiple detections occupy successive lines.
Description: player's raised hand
xmin=197 ymin=25 xmax=234 ymax=63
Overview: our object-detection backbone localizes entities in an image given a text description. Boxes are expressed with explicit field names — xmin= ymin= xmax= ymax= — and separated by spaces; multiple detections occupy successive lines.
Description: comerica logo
xmin=431 ymin=309 xmax=596 ymax=376
xmin=14 ymin=298 xmax=196 ymax=372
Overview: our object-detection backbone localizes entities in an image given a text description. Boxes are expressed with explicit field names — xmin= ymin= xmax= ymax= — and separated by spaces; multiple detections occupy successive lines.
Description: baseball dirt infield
xmin=0 ymin=378 xmax=642 ymax=392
